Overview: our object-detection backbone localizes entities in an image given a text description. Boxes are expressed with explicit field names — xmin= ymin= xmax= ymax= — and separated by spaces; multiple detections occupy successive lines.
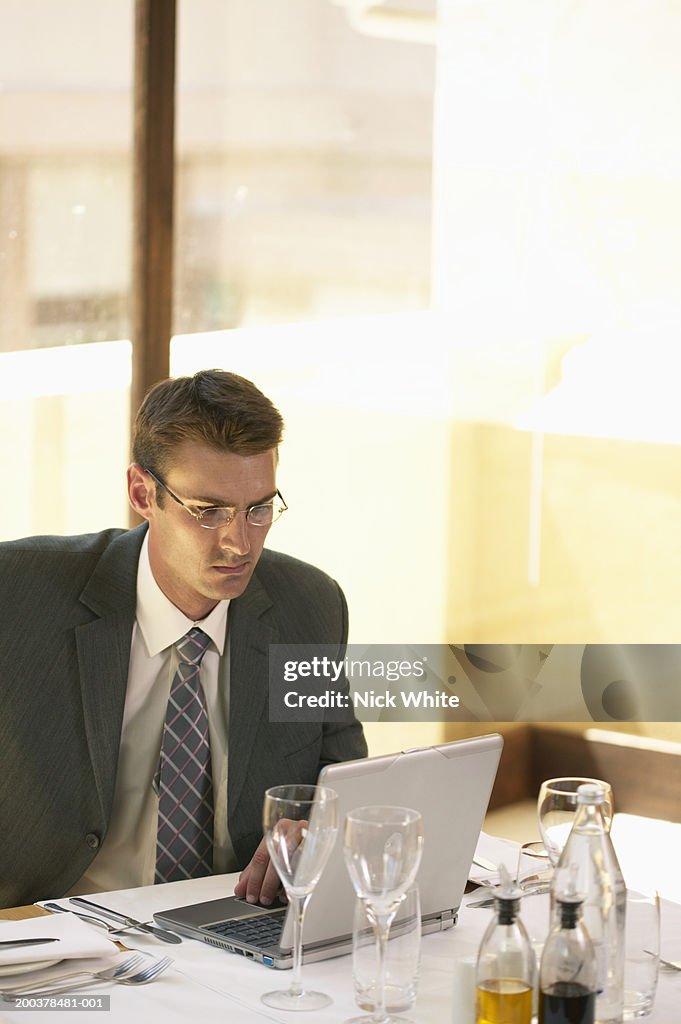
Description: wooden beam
xmin=130 ymin=0 xmax=176 ymax=445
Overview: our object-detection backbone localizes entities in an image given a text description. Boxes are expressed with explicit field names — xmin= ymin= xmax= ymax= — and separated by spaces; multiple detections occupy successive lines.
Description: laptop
xmin=154 ymin=732 xmax=503 ymax=968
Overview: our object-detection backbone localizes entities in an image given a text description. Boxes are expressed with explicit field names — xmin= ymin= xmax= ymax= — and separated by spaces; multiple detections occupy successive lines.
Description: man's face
xmin=129 ymin=440 xmax=278 ymax=620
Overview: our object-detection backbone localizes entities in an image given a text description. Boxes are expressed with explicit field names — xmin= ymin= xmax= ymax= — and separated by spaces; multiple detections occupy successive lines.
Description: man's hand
xmin=234 ymin=818 xmax=309 ymax=905
xmin=233 ymin=837 xmax=285 ymax=905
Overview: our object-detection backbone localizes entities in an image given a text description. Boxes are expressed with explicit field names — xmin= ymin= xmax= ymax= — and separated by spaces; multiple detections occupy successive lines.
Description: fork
xmin=119 ymin=954 xmax=173 ymax=985
xmin=1 ymin=953 xmax=172 ymax=998
xmin=34 ymin=954 xmax=173 ymax=994
xmin=14 ymin=955 xmax=173 ymax=996
xmin=1 ymin=952 xmax=144 ymax=997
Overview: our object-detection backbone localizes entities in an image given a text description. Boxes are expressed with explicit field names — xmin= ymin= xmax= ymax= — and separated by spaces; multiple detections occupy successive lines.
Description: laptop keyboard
xmin=206 ymin=913 xmax=285 ymax=948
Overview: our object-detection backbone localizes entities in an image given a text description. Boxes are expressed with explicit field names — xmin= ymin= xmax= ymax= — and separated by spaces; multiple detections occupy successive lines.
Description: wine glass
xmin=261 ymin=784 xmax=339 ymax=1012
xmin=344 ymin=806 xmax=424 ymax=1024
xmin=537 ymin=777 xmax=613 ymax=866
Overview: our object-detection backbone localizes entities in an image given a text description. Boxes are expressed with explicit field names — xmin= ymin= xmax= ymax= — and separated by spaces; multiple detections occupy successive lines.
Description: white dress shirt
xmin=69 ymin=535 xmax=237 ymax=895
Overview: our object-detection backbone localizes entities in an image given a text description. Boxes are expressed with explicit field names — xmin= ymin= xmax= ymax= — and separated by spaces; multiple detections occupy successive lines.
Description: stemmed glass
xmin=261 ymin=784 xmax=339 ymax=1012
xmin=537 ymin=777 xmax=614 ymax=866
xmin=344 ymin=806 xmax=424 ymax=1024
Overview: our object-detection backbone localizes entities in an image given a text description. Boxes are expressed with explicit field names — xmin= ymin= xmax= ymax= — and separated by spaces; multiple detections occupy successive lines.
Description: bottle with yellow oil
xmin=475 ymin=867 xmax=535 ymax=1024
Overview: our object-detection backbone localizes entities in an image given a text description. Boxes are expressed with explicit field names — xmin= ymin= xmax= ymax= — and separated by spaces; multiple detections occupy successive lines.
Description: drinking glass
xmin=353 ymin=886 xmax=421 ymax=1013
xmin=261 ymin=784 xmax=339 ymax=1012
xmin=537 ymin=777 xmax=613 ymax=866
xmin=344 ymin=805 xmax=424 ymax=1024
xmin=623 ymin=891 xmax=660 ymax=1020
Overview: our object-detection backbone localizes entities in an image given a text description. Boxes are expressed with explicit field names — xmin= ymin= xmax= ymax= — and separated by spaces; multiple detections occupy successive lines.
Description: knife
xmin=0 ymin=938 xmax=59 ymax=948
xmin=69 ymin=898 xmax=182 ymax=944
xmin=467 ymin=885 xmax=551 ymax=909
xmin=471 ymin=855 xmax=498 ymax=873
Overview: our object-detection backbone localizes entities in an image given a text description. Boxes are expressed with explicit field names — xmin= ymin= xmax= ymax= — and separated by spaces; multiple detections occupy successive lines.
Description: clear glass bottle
xmin=475 ymin=869 xmax=534 ymax=1024
xmin=539 ymin=890 xmax=598 ymax=1024
xmin=552 ymin=783 xmax=626 ymax=1024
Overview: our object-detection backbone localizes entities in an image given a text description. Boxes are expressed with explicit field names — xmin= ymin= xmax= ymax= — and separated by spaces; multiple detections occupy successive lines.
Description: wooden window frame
xmin=130 ymin=0 xmax=176 ymax=445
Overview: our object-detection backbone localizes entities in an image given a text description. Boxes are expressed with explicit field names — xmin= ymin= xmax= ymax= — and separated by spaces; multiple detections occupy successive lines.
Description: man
xmin=0 ymin=369 xmax=366 ymax=910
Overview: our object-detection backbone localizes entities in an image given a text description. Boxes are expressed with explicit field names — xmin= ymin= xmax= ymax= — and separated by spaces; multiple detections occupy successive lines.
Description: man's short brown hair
xmin=132 ymin=369 xmax=284 ymax=475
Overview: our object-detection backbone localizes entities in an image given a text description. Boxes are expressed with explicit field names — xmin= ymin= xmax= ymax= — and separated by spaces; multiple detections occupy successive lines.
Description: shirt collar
xmin=136 ymin=533 xmax=229 ymax=657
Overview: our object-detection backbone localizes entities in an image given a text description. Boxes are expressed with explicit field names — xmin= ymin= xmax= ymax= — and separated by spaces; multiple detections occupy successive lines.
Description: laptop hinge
xmin=440 ymin=909 xmax=458 ymax=930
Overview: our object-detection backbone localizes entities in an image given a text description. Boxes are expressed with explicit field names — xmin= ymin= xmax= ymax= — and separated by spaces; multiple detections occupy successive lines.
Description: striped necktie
xmin=155 ymin=627 xmax=213 ymax=882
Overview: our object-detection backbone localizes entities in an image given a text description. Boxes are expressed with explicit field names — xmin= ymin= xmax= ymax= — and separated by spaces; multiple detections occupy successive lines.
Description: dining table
xmin=1 ymin=869 xmax=680 ymax=1023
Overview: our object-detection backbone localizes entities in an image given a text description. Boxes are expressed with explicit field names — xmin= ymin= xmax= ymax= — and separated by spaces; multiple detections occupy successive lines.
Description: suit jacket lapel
xmin=76 ymin=525 xmax=147 ymax=821
xmin=227 ymin=571 xmax=277 ymax=819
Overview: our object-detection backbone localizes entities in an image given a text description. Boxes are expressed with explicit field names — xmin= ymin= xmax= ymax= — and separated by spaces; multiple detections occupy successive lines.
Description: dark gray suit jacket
xmin=0 ymin=525 xmax=367 ymax=909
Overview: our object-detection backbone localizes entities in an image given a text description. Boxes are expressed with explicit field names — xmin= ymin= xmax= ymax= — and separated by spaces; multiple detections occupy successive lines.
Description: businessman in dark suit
xmin=0 ymin=370 xmax=366 ymax=910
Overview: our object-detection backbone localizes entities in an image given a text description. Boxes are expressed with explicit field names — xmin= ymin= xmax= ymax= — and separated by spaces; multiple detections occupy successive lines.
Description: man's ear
xmin=127 ymin=463 xmax=155 ymax=521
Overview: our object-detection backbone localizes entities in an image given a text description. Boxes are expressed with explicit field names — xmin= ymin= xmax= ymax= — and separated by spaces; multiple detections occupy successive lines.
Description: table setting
xmin=2 ymin=774 xmax=681 ymax=1023
xmin=0 ymin=912 xmax=173 ymax=1007
xmin=1 ymin=849 xmax=680 ymax=1024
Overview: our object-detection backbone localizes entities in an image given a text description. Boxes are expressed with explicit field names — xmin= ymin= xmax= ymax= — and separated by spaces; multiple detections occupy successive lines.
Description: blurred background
xmin=2 ymin=0 xmax=681 ymax=770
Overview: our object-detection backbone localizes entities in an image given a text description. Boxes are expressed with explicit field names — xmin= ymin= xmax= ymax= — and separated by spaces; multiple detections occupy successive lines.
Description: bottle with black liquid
xmin=475 ymin=867 xmax=534 ymax=1024
xmin=553 ymin=782 xmax=626 ymax=1024
xmin=539 ymin=889 xmax=598 ymax=1024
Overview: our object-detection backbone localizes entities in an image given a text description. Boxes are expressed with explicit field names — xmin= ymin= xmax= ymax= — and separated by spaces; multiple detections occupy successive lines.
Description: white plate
xmin=0 ymin=957 xmax=62 ymax=977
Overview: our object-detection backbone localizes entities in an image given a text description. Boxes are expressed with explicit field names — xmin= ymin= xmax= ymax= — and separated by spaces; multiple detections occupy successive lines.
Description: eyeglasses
xmin=144 ymin=467 xmax=288 ymax=530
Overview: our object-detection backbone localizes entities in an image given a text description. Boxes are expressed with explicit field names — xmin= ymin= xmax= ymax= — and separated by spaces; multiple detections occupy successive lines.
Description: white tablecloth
xmin=2 ymin=873 xmax=680 ymax=1023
